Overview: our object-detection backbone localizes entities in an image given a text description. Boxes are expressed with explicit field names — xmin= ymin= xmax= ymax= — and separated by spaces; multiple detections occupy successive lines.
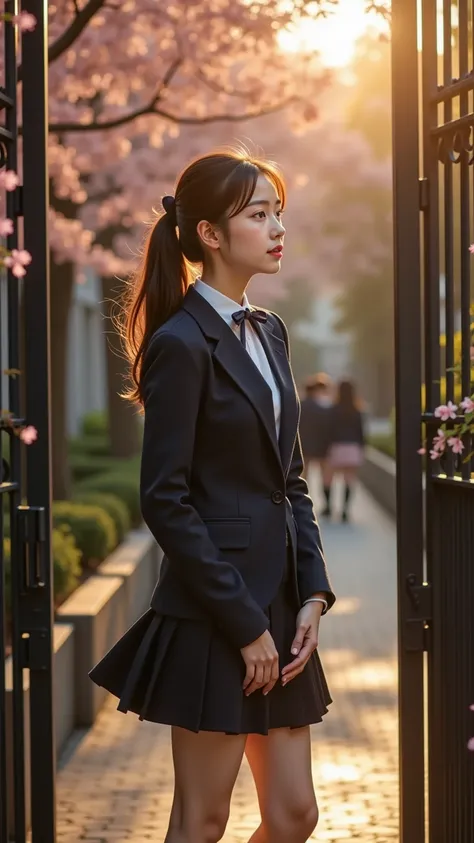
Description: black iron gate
xmin=0 ymin=1 xmax=54 ymax=841
xmin=393 ymin=0 xmax=474 ymax=841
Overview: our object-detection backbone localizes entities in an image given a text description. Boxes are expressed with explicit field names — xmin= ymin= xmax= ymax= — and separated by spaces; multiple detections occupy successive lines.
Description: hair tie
xmin=162 ymin=194 xmax=177 ymax=226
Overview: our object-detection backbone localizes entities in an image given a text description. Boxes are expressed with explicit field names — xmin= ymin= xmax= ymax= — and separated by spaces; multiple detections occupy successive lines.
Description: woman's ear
xmin=196 ymin=220 xmax=221 ymax=252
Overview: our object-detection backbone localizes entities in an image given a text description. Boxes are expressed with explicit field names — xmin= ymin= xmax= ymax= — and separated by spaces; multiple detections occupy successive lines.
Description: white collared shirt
xmin=194 ymin=278 xmax=281 ymax=437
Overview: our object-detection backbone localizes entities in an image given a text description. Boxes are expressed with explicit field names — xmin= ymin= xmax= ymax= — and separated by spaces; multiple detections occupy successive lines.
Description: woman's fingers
xmin=243 ymin=663 xmax=255 ymax=691
xmin=262 ymin=654 xmax=280 ymax=696
xmin=281 ymin=638 xmax=317 ymax=685
xmin=245 ymin=663 xmax=265 ymax=696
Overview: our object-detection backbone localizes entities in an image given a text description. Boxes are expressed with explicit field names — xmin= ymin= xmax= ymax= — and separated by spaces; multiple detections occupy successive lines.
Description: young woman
xmin=299 ymin=373 xmax=334 ymax=515
xmin=89 ymin=148 xmax=335 ymax=843
xmin=327 ymin=379 xmax=366 ymax=522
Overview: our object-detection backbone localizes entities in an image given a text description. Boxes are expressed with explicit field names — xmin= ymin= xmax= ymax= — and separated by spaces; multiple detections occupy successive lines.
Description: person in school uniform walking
xmin=299 ymin=373 xmax=335 ymax=515
xmin=327 ymin=379 xmax=366 ymax=522
xmin=89 ymin=148 xmax=335 ymax=843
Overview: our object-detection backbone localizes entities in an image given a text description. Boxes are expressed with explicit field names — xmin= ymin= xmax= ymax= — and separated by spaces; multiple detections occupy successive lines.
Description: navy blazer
xmin=140 ymin=285 xmax=335 ymax=651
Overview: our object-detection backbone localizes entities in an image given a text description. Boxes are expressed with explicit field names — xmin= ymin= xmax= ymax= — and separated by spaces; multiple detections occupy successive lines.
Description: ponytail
xmin=119 ymin=206 xmax=189 ymax=407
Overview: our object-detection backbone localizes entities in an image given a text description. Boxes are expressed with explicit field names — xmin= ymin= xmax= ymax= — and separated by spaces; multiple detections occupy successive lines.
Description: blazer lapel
xmin=255 ymin=319 xmax=300 ymax=477
xmin=182 ymin=287 xmax=282 ymax=470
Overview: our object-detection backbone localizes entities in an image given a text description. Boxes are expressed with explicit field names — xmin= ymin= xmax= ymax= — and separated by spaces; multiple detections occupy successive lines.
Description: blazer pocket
xmin=203 ymin=517 xmax=251 ymax=550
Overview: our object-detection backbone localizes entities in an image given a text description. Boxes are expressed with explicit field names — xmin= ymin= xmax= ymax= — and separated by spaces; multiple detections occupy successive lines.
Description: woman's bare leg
xmin=342 ymin=467 xmax=357 ymax=520
xmin=166 ymin=727 xmax=247 ymax=843
xmin=245 ymin=726 xmax=318 ymax=843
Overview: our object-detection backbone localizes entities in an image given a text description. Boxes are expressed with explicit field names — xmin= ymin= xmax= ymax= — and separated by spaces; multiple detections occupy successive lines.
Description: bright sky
xmin=278 ymin=0 xmax=390 ymax=67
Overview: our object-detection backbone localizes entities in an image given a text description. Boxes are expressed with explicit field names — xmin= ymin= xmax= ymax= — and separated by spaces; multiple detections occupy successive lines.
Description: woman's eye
xmin=253 ymin=211 xmax=266 ymax=219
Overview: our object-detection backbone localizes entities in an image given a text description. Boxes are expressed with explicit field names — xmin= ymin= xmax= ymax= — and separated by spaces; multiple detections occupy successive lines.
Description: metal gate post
xmin=21 ymin=1 xmax=56 ymax=841
xmin=391 ymin=0 xmax=426 ymax=841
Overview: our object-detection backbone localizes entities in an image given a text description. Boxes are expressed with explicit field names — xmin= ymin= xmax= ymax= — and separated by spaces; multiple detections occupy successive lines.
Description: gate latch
xmin=405 ymin=573 xmax=432 ymax=652
xmin=17 ymin=505 xmax=47 ymax=591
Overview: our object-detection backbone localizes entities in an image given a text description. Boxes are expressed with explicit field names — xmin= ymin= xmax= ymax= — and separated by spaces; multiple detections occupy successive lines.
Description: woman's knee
xmin=175 ymin=805 xmax=229 ymax=843
xmin=265 ymin=796 xmax=319 ymax=841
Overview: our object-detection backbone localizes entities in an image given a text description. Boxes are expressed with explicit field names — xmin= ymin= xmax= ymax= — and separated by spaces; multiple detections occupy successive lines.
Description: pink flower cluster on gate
xmin=418 ymin=392 xmax=474 ymax=460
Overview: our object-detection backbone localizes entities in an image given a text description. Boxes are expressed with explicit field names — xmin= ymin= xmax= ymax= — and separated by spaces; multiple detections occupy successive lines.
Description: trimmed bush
xmin=368 ymin=432 xmax=395 ymax=460
xmin=72 ymin=491 xmax=131 ymax=544
xmin=3 ymin=526 xmax=81 ymax=611
xmin=74 ymin=464 xmax=141 ymax=526
xmin=81 ymin=410 xmax=109 ymax=438
xmin=70 ymin=452 xmax=126 ymax=483
xmin=52 ymin=525 xmax=83 ymax=603
xmin=52 ymin=501 xmax=117 ymax=569
xmin=69 ymin=433 xmax=111 ymax=458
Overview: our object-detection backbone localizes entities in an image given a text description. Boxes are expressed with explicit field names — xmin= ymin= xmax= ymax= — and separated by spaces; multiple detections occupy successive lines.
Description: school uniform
xmin=89 ymin=280 xmax=335 ymax=735
xmin=327 ymin=405 xmax=366 ymax=469
xmin=299 ymin=397 xmax=332 ymax=461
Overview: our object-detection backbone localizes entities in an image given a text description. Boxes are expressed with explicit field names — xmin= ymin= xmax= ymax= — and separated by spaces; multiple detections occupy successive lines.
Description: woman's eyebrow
xmin=246 ymin=198 xmax=282 ymax=208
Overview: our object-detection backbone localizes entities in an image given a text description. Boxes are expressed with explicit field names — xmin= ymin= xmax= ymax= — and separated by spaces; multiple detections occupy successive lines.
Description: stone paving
xmin=56 ymin=480 xmax=399 ymax=842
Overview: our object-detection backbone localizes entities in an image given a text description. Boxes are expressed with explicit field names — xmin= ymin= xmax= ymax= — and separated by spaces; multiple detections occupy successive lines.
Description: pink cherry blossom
xmin=470 ymin=244 xmax=474 ymax=254
xmin=434 ymin=401 xmax=458 ymax=421
xmin=0 ymin=218 xmax=14 ymax=236
xmin=447 ymin=436 xmax=464 ymax=454
xmin=460 ymin=397 xmax=474 ymax=413
xmin=0 ymin=170 xmax=20 ymax=192
xmin=417 ymin=447 xmax=426 ymax=455
xmin=468 ymin=737 xmax=474 ymax=751
xmin=19 ymin=425 xmax=38 ymax=445
xmin=4 ymin=248 xmax=32 ymax=278
xmin=12 ymin=11 xmax=36 ymax=32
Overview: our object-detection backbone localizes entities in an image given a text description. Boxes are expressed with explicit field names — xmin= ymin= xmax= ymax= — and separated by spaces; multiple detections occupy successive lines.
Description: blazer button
xmin=271 ymin=490 xmax=284 ymax=505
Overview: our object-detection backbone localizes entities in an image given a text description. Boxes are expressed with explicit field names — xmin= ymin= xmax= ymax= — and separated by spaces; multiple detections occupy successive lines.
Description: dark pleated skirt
xmin=89 ymin=554 xmax=332 ymax=736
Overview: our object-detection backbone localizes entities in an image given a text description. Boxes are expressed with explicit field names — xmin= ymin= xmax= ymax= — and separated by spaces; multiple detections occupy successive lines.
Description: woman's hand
xmin=281 ymin=602 xmax=323 ymax=686
xmin=241 ymin=629 xmax=279 ymax=697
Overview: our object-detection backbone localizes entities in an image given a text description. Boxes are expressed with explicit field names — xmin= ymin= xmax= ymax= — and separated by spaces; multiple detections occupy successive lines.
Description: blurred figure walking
xmin=327 ymin=379 xmax=365 ymax=522
xmin=299 ymin=373 xmax=334 ymax=515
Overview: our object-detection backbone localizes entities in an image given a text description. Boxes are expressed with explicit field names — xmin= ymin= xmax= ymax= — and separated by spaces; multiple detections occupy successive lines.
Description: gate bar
xmin=21 ymin=1 xmax=56 ymax=840
xmin=391 ymin=0 xmax=426 ymax=841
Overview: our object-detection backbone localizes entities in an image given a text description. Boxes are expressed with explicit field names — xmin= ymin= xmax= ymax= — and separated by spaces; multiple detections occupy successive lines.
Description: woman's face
xmin=220 ymin=174 xmax=286 ymax=277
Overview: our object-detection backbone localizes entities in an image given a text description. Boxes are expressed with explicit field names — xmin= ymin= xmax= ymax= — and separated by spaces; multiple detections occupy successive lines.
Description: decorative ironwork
xmin=393 ymin=0 xmax=474 ymax=840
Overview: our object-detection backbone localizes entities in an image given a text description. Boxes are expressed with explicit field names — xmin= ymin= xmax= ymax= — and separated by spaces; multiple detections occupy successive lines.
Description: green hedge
xmin=52 ymin=501 xmax=117 ymax=569
xmin=81 ymin=410 xmax=109 ymax=438
xmin=368 ymin=432 xmax=396 ymax=460
xmin=74 ymin=462 xmax=141 ymax=527
xmin=70 ymin=452 xmax=127 ymax=483
xmin=72 ymin=491 xmax=131 ymax=544
xmin=69 ymin=433 xmax=111 ymax=458
xmin=3 ymin=526 xmax=81 ymax=610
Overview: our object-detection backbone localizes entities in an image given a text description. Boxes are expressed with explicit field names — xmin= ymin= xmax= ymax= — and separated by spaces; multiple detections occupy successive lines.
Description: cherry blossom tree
xmin=18 ymin=0 xmax=389 ymax=496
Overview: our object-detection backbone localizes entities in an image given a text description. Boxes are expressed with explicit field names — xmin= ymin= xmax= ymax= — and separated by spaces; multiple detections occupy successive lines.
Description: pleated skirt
xmin=89 ymin=553 xmax=332 ymax=736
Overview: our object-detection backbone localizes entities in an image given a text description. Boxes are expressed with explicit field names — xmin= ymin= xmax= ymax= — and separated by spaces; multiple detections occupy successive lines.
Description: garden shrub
xmin=72 ymin=491 xmax=131 ymax=543
xmin=52 ymin=501 xmax=117 ymax=569
xmin=70 ymin=452 xmax=125 ymax=482
xmin=74 ymin=461 xmax=141 ymax=526
xmin=69 ymin=433 xmax=111 ymax=457
xmin=81 ymin=409 xmax=109 ymax=438
xmin=3 ymin=526 xmax=81 ymax=611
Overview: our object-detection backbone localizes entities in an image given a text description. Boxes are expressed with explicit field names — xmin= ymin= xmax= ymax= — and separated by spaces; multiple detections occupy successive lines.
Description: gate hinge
xmin=419 ymin=177 xmax=429 ymax=211
xmin=404 ymin=574 xmax=432 ymax=652
xmin=17 ymin=505 xmax=47 ymax=591
xmin=20 ymin=630 xmax=50 ymax=671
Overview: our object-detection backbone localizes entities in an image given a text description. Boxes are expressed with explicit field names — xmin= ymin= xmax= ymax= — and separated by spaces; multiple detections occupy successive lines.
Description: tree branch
xmin=49 ymin=94 xmax=300 ymax=134
xmin=48 ymin=0 xmax=107 ymax=64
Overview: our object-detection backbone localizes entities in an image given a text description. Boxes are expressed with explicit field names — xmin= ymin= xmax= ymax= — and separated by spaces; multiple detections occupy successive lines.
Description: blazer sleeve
xmin=270 ymin=314 xmax=336 ymax=611
xmin=139 ymin=329 xmax=270 ymax=650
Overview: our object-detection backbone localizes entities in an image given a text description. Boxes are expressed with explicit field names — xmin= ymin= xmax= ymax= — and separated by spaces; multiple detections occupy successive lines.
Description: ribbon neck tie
xmin=231 ymin=308 xmax=268 ymax=348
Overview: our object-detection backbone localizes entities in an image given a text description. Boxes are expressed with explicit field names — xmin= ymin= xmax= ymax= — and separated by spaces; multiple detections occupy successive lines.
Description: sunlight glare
xmin=277 ymin=0 xmax=389 ymax=67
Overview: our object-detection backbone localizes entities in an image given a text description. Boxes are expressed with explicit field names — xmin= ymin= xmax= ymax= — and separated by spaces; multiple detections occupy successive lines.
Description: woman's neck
xmin=200 ymin=266 xmax=250 ymax=306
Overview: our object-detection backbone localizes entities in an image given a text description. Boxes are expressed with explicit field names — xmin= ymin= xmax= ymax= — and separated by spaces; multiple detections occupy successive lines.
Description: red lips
xmin=268 ymin=246 xmax=283 ymax=256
